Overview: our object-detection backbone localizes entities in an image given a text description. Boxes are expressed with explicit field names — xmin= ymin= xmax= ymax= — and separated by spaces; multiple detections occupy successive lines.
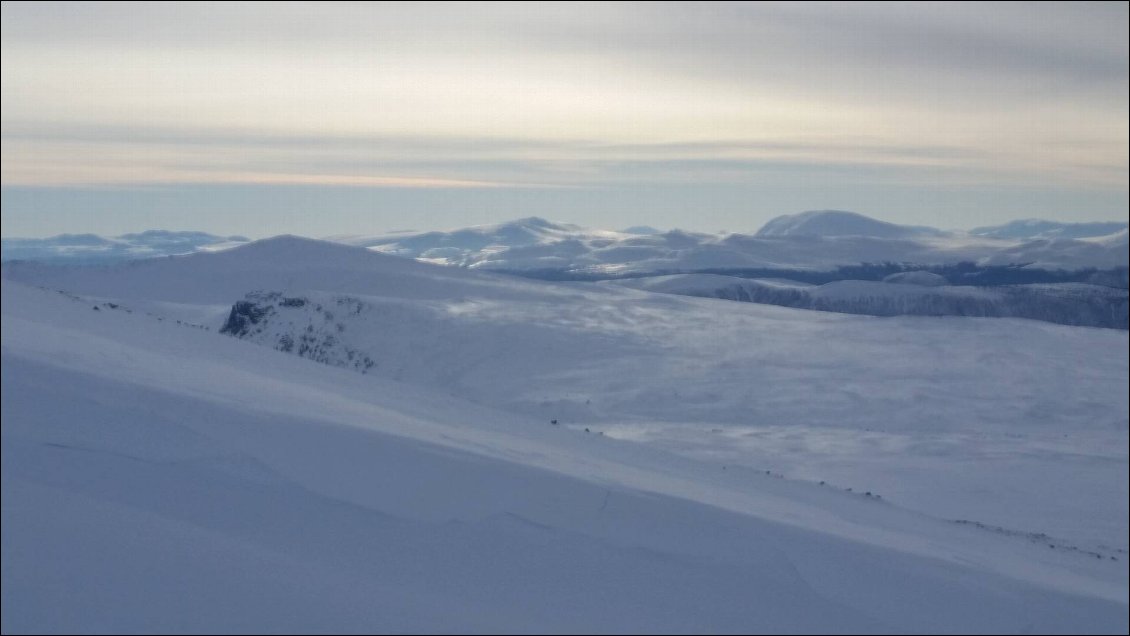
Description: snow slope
xmin=0 ymin=235 xmax=584 ymax=308
xmin=3 ymin=237 xmax=1128 ymax=632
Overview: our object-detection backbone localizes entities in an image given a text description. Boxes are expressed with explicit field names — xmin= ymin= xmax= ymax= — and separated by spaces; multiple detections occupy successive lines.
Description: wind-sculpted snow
xmin=613 ymin=274 xmax=1130 ymax=329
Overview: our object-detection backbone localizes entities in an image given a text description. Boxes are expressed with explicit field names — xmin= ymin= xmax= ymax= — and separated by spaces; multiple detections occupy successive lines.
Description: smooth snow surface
xmin=3 ymin=236 xmax=1127 ymax=633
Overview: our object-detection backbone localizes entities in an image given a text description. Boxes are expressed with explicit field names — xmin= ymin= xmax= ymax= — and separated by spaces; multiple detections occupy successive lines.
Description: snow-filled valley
xmin=2 ymin=236 xmax=1128 ymax=633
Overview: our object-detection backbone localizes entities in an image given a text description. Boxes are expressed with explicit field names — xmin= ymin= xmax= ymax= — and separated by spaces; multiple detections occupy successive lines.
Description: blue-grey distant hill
xmin=2 ymin=230 xmax=249 ymax=264
xmin=971 ymin=219 xmax=1127 ymax=240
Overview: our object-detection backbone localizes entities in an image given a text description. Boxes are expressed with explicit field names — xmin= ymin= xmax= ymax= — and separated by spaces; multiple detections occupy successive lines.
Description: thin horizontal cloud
xmin=2 ymin=122 xmax=1124 ymax=190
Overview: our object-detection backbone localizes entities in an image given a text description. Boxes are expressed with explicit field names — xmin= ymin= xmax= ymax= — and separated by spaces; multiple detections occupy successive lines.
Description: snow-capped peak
xmin=754 ymin=210 xmax=942 ymax=239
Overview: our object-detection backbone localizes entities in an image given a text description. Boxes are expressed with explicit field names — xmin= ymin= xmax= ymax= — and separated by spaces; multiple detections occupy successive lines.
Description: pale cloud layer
xmin=1 ymin=2 xmax=1126 ymax=235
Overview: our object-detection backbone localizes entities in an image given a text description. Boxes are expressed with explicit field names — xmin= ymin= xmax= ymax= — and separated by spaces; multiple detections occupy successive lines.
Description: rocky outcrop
xmin=220 ymin=292 xmax=376 ymax=372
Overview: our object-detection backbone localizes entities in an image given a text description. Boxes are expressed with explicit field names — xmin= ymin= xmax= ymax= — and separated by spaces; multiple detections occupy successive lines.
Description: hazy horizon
xmin=3 ymin=207 xmax=1130 ymax=241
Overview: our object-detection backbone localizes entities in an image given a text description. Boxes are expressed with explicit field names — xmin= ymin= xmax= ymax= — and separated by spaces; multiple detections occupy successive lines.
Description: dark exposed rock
xmin=220 ymin=291 xmax=377 ymax=374
xmin=220 ymin=300 xmax=274 ymax=337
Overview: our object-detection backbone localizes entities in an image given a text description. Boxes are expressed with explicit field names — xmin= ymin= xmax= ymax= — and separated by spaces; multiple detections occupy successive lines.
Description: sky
xmin=2 ymin=1 xmax=1127 ymax=238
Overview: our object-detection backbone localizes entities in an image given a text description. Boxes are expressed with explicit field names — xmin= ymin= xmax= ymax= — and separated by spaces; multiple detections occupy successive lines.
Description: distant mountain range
xmin=4 ymin=212 xmax=1126 ymax=275
xmin=331 ymin=211 xmax=1128 ymax=275
xmin=0 ymin=230 xmax=248 ymax=264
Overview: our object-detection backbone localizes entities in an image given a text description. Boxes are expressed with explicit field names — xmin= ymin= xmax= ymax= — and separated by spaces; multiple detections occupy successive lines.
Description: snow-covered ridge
xmin=1 ymin=235 xmax=569 ymax=305
xmin=971 ymin=219 xmax=1129 ymax=241
xmin=330 ymin=216 xmax=640 ymax=268
xmin=753 ymin=209 xmax=947 ymax=239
